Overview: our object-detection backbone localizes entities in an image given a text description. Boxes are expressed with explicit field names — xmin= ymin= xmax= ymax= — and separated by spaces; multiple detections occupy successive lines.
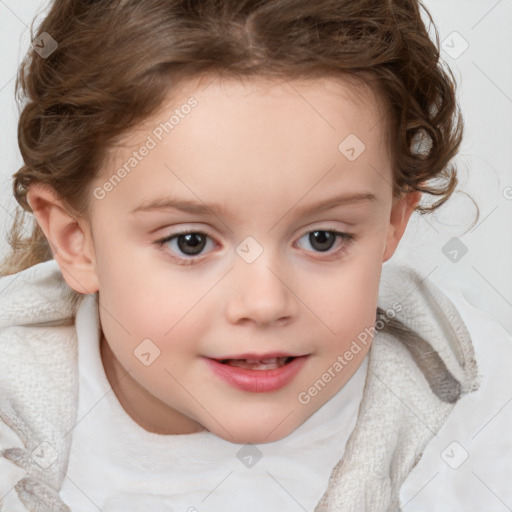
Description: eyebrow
xmin=130 ymin=192 xmax=377 ymax=216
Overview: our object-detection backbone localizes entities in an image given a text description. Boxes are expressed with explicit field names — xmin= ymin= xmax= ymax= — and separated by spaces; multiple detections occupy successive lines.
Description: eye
xmin=155 ymin=229 xmax=217 ymax=265
xmin=295 ymin=229 xmax=354 ymax=257
xmin=154 ymin=228 xmax=354 ymax=265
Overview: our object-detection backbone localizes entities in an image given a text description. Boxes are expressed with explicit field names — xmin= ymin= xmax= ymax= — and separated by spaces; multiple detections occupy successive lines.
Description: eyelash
xmin=154 ymin=227 xmax=355 ymax=266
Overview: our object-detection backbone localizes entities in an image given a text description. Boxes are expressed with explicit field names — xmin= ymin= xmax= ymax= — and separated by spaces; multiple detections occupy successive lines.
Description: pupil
xmin=178 ymin=233 xmax=206 ymax=255
xmin=310 ymin=231 xmax=335 ymax=252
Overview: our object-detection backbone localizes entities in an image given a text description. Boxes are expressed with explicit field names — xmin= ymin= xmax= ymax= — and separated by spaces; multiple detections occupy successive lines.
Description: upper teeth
xmin=223 ymin=357 xmax=290 ymax=370
xmin=246 ymin=358 xmax=280 ymax=364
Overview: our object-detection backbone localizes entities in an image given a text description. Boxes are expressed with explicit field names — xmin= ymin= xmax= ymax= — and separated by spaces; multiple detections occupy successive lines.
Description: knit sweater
xmin=0 ymin=259 xmax=479 ymax=511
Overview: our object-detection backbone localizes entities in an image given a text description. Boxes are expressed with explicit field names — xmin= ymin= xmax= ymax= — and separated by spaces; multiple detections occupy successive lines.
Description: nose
xmin=225 ymin=248 xmax=298 ymax=326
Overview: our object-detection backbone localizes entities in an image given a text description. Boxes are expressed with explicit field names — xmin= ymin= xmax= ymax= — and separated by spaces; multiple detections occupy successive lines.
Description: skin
xmin=27 ymin=75 xmax=420 ymax=444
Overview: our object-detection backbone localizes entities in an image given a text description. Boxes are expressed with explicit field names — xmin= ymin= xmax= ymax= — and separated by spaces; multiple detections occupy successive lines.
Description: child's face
xmin=48 ymin=76 xmax=418 ymax=443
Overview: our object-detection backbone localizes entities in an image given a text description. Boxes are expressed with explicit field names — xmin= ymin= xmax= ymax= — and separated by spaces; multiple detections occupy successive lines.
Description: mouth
xmin=203 ymin=354 xmax=309 ymax=392
xmin=216 ymin=356 xmax=295 ymax=370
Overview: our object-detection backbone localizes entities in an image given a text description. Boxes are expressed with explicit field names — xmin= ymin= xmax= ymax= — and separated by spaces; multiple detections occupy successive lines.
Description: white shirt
xmin=59 ymin=293 xmax=369 ymax=512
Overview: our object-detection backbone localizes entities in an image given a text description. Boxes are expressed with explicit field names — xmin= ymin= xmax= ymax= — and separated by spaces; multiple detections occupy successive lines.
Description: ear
xmin=382 ymin=190 xmax=421 ymax=262
xmin=26 ymin=182 xmax=99 ymax=294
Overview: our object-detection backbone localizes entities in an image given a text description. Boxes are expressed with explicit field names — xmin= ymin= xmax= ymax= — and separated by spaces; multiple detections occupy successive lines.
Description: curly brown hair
xmin=2 ymin=0 xmax=464 ymax=276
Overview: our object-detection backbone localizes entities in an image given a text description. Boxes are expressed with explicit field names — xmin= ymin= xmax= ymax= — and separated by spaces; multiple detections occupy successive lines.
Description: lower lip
xmin=203 ymin=356 xmax=309 ymax=393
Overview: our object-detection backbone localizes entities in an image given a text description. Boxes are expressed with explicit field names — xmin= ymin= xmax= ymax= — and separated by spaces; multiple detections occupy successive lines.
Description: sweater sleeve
xmin=0 ymin=415 xmax=29 ymax=511
xmin=0 ymin=260 xmax=79 ymax=512
xmin=0 ymin=399 xmax=72 ymax=512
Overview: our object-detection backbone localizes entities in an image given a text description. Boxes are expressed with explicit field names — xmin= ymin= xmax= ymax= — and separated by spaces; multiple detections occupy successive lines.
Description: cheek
xmin=94 ymin=237 xmax=215 ymax=355
xmin=99 ymin=269 xmax=209 ymax=339
xmin=304 ymin=247 xmax=382 ymax=344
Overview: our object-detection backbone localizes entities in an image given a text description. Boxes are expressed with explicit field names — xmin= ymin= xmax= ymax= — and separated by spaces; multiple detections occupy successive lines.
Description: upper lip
xmin=207 ymin=352 xmax=305 ymax=360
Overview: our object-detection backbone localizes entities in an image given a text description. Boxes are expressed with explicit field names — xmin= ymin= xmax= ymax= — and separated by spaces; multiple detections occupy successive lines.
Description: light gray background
xmin=1 ymin=0 xmax=511 ymax=334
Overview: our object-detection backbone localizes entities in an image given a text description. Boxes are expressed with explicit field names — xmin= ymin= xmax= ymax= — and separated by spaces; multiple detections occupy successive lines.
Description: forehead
xmin=96 ymin=74 xmax=392 ymax=214
xmin=110 ymin=72 xmax=389 ymax=154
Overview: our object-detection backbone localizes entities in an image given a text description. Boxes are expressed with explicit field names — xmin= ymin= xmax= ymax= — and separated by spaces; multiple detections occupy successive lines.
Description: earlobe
xmin=27 ymin=183 xmax=99 ymax=294
xmin=382 ymin=191 xmax=421 ymax=262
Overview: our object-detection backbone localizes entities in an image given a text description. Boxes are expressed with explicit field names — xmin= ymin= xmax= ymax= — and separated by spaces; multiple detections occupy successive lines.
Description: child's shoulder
xmin=0 ymin=259 xmax=80 ymax=508
xmin=0 ymin=259 xmax=79 ymax=328
xmin=0 ymin=259 xmax=81 ymax=403
xmin=398 ymin=276 xmax=512 ymax=510
xmin=378 ymin=261 xmax=479 ymax=396
xmin=0 ymin=259 xmax=81 ymax=388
